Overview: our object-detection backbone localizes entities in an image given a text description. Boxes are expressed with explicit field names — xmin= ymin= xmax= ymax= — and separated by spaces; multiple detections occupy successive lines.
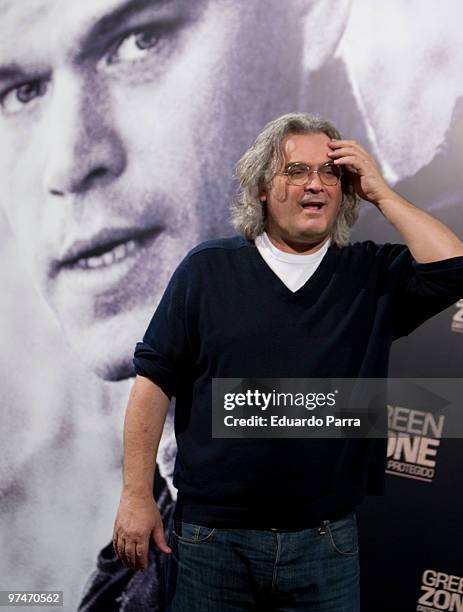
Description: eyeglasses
xmin=280 ymin=162 xmax=342 ymax=187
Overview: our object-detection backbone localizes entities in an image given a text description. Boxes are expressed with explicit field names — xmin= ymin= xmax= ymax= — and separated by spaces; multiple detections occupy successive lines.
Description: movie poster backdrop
xmin=0 ymin=1 xmax=461 ymax=610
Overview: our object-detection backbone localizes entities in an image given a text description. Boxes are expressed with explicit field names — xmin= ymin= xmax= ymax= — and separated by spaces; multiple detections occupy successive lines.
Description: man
xmin=113 ymin=113 xmax=463 ymax=610
xmin=0 ymin=1 xmax=354 ymax=609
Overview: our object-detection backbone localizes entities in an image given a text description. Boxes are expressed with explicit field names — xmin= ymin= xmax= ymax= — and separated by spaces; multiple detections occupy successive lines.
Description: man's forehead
xmin=0 ymin=0 xmax=49 ymax=27
xmin=0 ymin=0 xmax=174 ymax=64
xmin=283 ymin=132 xmax=332 ymax=162
xmin=0 ymin=0 xmax=120 ymax=30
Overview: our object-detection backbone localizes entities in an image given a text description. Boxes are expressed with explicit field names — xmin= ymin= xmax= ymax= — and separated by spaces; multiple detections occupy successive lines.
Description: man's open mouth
xmin=301 ymin=202 xmax=325 ymax=209
xmin=51 ymin=226 xmax=162 ymax=275
xmin=71 ymin=238 xmax=138 ymax=270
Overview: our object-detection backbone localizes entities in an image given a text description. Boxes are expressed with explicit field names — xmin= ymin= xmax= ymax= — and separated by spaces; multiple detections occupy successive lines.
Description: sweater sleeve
xmin=133 ymin=256 xmax=192 ymax=399
xmin=387 ymin=246 xmax=463 ymax=340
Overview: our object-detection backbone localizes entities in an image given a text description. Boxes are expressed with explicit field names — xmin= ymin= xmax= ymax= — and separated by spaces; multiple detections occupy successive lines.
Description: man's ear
xmin=299 ymin=0 xmax=352 ymax=72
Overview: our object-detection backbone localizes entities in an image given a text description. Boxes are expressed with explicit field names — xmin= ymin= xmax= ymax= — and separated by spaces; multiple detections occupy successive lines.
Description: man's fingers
xmin=333 ymin=155 xmax=365 ymax=173
xmin=328 ymin=145 xmax=359 ymax=155
xmin=117 ymin=535 xmax=130 ymax=567
xmin=328 ymin=139 xmax=367 ymax=153
xmin=135 ymin=542 xmax=149 ymax=571
xmin=125 ymin=539 xmax=137 ymax=569
xmin=112 ymin=531 xmax=119 ymax=557
xmin=114 ymin=529 xmax=149 ymax=570
xmin=152 ymin=522 xmax=172 ymax=554
xmin=328 ymin=147 xmax=370 ymax=166
xmin=328 ymin=142 xmax=380 ymax=172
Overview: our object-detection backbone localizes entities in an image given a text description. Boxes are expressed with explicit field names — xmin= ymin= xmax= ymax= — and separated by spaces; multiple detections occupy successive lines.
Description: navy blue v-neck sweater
xmin=134 ymin=237 xmax=463 ymax=528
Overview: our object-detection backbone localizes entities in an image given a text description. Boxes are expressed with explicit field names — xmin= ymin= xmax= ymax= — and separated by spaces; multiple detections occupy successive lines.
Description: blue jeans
xmin=164 ymin=512 xmax=360 ymax=611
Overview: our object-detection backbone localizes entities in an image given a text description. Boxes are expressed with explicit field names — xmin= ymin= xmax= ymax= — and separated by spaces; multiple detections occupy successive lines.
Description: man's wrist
xmin=122 ymin=482 xmax=155 ymax=499
xmin=374 ymin=188 xmax=408 ymax=214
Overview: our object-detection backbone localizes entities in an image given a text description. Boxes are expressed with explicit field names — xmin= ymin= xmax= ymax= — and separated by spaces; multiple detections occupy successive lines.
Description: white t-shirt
xmin=255 ymin=232 xmax=330 ymax=292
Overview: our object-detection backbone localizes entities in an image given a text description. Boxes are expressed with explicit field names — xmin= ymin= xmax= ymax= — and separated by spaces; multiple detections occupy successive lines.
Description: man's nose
xmin=304 ymin=170 xmax=324 ymax=192
xmin=42 ymin=69 xmax=126 ymax=197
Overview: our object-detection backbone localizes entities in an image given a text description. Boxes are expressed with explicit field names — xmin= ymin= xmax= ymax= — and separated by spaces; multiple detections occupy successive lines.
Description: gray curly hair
xmin=231 ymin=112 xmax=359 ymax=245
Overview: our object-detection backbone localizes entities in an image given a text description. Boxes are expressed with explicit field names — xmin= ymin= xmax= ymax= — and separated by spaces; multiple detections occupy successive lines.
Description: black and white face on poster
xmin=0 ymin=0 xmax=462 ymax=608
